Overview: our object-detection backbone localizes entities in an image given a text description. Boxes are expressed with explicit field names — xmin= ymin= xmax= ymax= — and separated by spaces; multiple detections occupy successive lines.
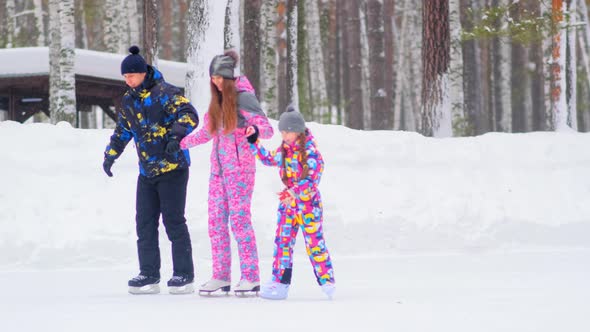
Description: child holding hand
xmin=246 ymin=105 xmax=335 ymax=300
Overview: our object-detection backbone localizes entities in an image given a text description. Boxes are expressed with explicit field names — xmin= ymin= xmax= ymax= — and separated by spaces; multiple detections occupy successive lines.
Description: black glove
xmin=246 ymin=125 xmax=259 ymax=144
xmin=165 ymin=139 xmax=181 ymax=155
xmin=103 ymin=158 xmax=114 ymax=177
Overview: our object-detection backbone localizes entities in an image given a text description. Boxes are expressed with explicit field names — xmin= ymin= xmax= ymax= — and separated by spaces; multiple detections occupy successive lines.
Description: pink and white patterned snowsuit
xmin=180 ymin=76 xmax=273 ymax=282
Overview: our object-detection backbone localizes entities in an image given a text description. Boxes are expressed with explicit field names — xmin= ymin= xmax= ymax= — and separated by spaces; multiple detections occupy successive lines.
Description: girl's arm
xmin=180 ymin=112 xmax=213 ymax=149
xmin=250 ymin=141 xmax=281 ymax=167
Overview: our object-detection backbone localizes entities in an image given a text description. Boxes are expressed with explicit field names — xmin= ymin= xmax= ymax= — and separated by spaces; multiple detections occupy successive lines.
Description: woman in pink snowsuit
xmin=180 ymin=51 xmax=273 ymax=294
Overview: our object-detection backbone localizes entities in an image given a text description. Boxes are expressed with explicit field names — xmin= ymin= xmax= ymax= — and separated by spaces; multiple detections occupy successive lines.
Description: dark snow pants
xmin=135 ymin=168 xmax=194 ymax=279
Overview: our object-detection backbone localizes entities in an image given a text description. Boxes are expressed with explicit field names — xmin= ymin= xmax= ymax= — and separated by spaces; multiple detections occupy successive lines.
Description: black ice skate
xmin=128 ymin=275 xmax=160 ymax=295
xmin=167 ymin=275 xmax=195 ymax=295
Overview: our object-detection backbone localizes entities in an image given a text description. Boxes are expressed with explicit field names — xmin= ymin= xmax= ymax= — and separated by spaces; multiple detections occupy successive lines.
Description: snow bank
xmin=0 ymin=120 xmax=589 ymax=269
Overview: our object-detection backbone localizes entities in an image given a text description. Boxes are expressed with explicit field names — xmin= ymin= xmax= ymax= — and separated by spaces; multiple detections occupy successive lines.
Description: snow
xmin=0 ymin=120 xmax=589 ymax=331
xmin=0 ymin=47 xmax=188 ymax=87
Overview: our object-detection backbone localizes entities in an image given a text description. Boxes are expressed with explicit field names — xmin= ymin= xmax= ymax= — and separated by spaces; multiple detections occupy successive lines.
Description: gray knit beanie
xmin=278 ymin=104 xmax=306 ymax=133
xmin=209 ymin=51 xmax=238 ymax=79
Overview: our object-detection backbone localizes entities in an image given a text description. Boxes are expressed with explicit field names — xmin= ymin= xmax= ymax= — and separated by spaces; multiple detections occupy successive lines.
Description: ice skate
xmin=233 ymin=280 xmax=260 ymax=297
xmin=259 ymin=281 xmax=289 ymax=300
xmin=167 ymin=275 xmax=195 ymax=295
xmin=321 ymin=282 xmax=336 ymax=300
xmin=128 ymin=275 xmax=160 ymax=295
xmin=198 ymin=279 xmax=231 ymax=296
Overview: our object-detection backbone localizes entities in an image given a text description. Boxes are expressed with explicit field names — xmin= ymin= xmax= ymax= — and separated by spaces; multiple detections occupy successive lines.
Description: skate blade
xmin=129 ymin=284 xmax=160 ymax=295
xmin=169 ymin=283 xmax=195 ymax=295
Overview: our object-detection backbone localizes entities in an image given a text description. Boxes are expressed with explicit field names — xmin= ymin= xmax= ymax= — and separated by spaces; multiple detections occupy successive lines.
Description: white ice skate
xmin=321 ymin=282 xmax=336 ymax=300
xmin=233 ymin=280 xmax=260 ymax=297
xmin=198 ymin=279 xmax=231 ymax=296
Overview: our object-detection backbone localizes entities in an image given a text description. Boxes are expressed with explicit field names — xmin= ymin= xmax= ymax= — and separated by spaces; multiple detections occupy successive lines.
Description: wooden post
xmin=8 ymin=88 xmax=17 ymax=122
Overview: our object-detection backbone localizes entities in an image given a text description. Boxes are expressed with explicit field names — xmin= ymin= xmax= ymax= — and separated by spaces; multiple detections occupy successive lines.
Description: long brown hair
xmin=207 ymin=78 xmax=238 ymax=135
xmin=281 ymin=131 xmax=309 ymax=186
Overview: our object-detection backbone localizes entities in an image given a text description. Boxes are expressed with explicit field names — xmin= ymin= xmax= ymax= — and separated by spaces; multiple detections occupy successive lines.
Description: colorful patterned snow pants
xmin=208 ymin=172 xmax=259 ymax=282
xmin=271 ymin=192 xmax=335 ymax=285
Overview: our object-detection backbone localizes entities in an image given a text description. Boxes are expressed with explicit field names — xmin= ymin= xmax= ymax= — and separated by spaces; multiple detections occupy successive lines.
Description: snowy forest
xmin=0 ymin=0 xmax=589 ymax=137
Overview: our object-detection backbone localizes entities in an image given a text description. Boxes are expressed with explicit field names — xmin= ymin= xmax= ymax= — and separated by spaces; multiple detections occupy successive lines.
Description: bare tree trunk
xmin=177 ymin=0 xmax=189 ymax=62
xmin=460 ymin=0 xmax=483 ymax=136
xmin=277 ymin=1 xmax=289 ymax=114
xmin=359 ymin=4 xmax=371 ymax=128
xmin=161 ymin=0 xmax=173 ymax=60
xmin=297 ymin=1 xmax=311 ymax=117
xmin=342 ymin=0 xmax=364 ymax=129
xmin=499 ymin=3 xmax=512 ymax=132
xmin=185 ymin=0 xmax=209 ymax=105
xmin=244 ymin=0 xmax=262 ymax=96
xmin=422 ymin=0 xmax=451 ymax=137
xmin=127 ymin=0 xmax=140 ymax=47
xmin=286 ymin=0 xmax=299 ymax=109
xmin=449 ymin=0 xmax=465 ymax=135
xmin=34 ymin=0 xmax=48 ymax=123
xmin=49 ymin=0 xmax=61 ymax=123
xmin=393 ymin=0 xmax=410 ymax=130
xmin=306 ymin=0 xmax=329 ymax=122
xmin=321 ymin=0 xmax=341 ymax=124
xmin=224 ymin=0 xmax=241 ymax=56
xmin=52 ymin=0 xmax=77 ymax=126
xmin=576 ymin=0 xmax=590 ymax=131
xmin=75 ymin=0 xmax=88 ymax=49
xmin=383 ymin=0 xmax=395 ymax=129
xmin=34 ymin=0 xmax=45 ymax=46
xmin=551 ymin=0 xmax=568 ymax=130
xmin=104 ymin=0 xmax=123 ymax=53
xmin=366 ymin=0 xmax=390 ymax=129
xmin=6 ymin=0 xmax=15 ymax=48
xmin=566 ymin=0 xmax=578 ymax=130
xmin=260 ymin=0 xmax=278 ymax=117
xmin=510 ymin=3 xmax=527 ymax=132
xmin=490 ymin=0 xmax=511 ymax=132
xmin=143 ymin=0 xmax=159 ymax=67
xmin=406 ymin=1 xmax=423 ymax=131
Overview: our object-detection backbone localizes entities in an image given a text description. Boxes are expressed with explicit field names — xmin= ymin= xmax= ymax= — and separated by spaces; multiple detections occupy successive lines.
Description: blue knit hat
xmin=121 ymin=46 xmax=147 ymax=75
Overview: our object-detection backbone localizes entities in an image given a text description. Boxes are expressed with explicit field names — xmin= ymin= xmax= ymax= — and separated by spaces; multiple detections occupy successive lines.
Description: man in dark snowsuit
xmin=103 ymin=46 xmax=198 ymax=295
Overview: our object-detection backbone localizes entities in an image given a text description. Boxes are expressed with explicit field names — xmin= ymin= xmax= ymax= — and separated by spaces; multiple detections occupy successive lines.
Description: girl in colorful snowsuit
xmin=246 ymin=106 xmax=336 ymax=300
xmin=180 ymin=51 xmax=273 ymax=294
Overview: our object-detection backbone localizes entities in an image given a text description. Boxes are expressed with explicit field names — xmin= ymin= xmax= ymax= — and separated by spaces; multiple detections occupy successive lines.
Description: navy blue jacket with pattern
xmin=104 ymin=65 xmax=199 ymax=178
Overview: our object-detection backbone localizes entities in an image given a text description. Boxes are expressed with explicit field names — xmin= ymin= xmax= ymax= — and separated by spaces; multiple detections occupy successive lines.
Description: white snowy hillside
xmin=0 ymin=120 xmax=589 ymax=332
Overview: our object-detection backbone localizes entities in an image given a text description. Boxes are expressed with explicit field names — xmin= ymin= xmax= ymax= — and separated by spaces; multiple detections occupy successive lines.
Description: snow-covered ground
xmin=0 ymin=120 xmax=589 ymax=331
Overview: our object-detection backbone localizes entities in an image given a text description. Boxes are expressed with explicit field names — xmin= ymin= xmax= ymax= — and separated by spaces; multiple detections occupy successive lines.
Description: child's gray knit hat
xmin=279 ymin=104 xmax=306 ymax=133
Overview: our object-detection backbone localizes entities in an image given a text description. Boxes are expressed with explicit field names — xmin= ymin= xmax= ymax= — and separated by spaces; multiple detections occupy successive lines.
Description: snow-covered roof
xmin=0 ymin=47 xmax=187 ymax=87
